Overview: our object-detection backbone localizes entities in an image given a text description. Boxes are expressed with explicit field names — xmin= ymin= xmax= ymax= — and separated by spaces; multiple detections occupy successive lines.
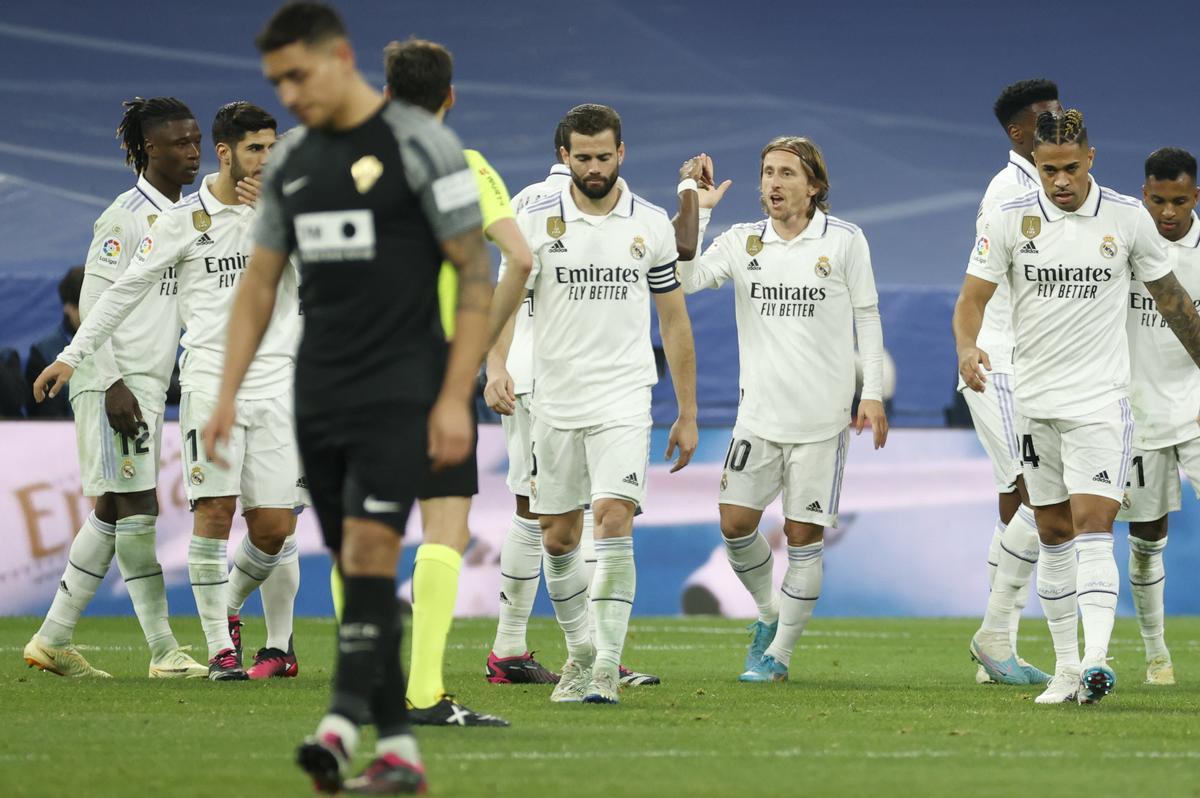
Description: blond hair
xmin=760 ymin=136 xmax=829 ymax=218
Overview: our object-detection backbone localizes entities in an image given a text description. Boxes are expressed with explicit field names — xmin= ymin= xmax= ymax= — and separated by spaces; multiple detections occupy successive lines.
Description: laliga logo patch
xmin=121 ymin=459 xmax=136 ymax=479
xmin=139 ymin=236 xmax=154 ymax=257
xmin=745 ymin=235 xmax=763 ymax=256
xmin=101 ymin=239 xmax=121 ymax=258
xmin=190 ymin=465 xmax=205 ymax=486
xmin=546 ymin=216 xmax=566 ymax=239
xmin=351 ymin=155 xmax=384 ymax=194
xmin=815 ymin=255 xmax=832 ymax=278
xmin=974 ymin=235 xmax=990 ymax=258
xmin=630 ymin=235 xmax=647 ymax=260
xmin=1100 ymin=235 xmax=1118 ymax=258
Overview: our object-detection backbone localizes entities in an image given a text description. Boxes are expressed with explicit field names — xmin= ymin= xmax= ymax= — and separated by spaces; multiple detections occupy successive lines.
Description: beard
xmin=230 ymin=152 xmax=257 ymax=185
xmin=572 ymin=166 xmax=619 ymax=200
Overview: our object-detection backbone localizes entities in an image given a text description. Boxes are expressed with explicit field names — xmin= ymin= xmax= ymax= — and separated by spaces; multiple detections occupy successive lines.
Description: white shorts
xmin=502 ymin=394 xmax=533 ymax=497
xmin=1017 ymin=400 xmax=1134 ymax=506
xmin=71 ymin=390 xmax=163 ymax=497
xmin=1117 ymin=438 xmax=1200 ymax=522
xmin=961 ymin=373 xmax=1021 ymax=493
xmin=718 ymin=424 xmax=850 ymax=528
xmin=529 ymin=415 xmax=651 ymax=515
xmin=180 ymin=391 xmax=303 ymax=511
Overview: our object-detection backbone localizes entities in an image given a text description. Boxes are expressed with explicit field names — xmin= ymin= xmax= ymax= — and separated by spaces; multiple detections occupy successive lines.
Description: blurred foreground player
xmin=27 ymin=97 xmax=205 ymax=679
xmin=1119 ymin=147 xmax=1200 ymax=686
xmin=956 ymin=110 xmax=1200 ymax=705
xmin=205 ymin=4 xmax=491 ymax=793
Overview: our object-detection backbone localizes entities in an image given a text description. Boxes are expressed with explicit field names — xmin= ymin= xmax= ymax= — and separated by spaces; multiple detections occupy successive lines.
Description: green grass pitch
xmin=1 ymin=616 xmax=1197 ymax=797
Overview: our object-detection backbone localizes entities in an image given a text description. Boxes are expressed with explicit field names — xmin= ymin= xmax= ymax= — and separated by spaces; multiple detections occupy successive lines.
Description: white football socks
xmin=722 ymin=530 xmax=779 ymax=624
xmin=1075 ymin=532 xmax=1118 ymax=664
xmin=115 ymin=514 xmax=178 ymax=660
xmin=1128 ymin=535 xmax=1168 ymax=660
xmin=543 ymin=545 xmax=593 ymax=662
xmin=985 ymin=519 xmax=1004 ymax=589
xmin=763 ymin=542 xmax=823 ymax=667
xmin=580 ymin=508 xmax=597 ymax=585
xmin=39 ymin=512 xmax=117 ymax=646
xmin=493 ymin=515 xmax=543 ymax=657
xmin=1037 ymin=538 xmax=1079 ymax=672
xmin=590 ymin=537 xmax=635 ymax=673
xmin=188 ymin=535 xmax=233 ymax=659
xmin=261 ymin=535 xmax=300 ymax=652
xmin=228 ymin=535 xmax=282 ymax=615
xmin=980 ymin=505 xmax=1038 ymax=643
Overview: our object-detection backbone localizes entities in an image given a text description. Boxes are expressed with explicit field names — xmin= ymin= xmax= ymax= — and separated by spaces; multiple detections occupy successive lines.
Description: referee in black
xmin=204 ymin=4 xmax=492 ymax=794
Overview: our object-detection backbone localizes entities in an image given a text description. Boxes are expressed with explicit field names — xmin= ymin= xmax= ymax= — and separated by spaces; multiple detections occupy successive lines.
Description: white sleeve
xmin=964 ymin=207 xmax=1010 ymax=285
xmin=75 ymin=206 xmax=135 ymax=387
xmin=75 ymin=271 xmax=122 ymax=388
xmin=59 ymin=216 xmax=183 ymax=369
xmin=679 ymin=216 xmax=736 ymax=295
xmin=844 ymin=229 xmax=880 ymax=308
xmin=1130 ymin=207 xmax=1175 ymax=282
xmin=854 ymin=305 xmax=884 ymax=402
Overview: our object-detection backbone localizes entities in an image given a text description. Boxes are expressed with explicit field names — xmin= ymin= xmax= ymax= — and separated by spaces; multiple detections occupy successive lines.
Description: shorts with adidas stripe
xmin=1017 ymin=400 xmax=1134 ymax=506
xmin=1116 ymin=439 xmax=1200 ymax=523
xmin=528 ymin=413 xmax=651 ymax=515
xmin=718 ymin=424 xmax=850 ymax=528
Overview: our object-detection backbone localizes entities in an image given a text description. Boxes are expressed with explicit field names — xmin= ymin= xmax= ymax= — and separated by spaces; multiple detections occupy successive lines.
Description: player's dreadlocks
xmin=116 ymin=96 xmax=194 ymax=175
xmin=1035 ymin=108 xmax=1087 ymax=147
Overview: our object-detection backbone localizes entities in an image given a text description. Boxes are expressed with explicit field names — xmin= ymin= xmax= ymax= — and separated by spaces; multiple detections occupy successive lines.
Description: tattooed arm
xmin=1145 ymin=270 xmax=1200 ymax=367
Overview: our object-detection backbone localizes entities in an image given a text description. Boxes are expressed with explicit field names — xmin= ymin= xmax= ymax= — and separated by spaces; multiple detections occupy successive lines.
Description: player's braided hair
xmin=1034 ymin=108 xmax=1087 ymax=147
xmin=116 ymin=96 xmax=194 ymax=175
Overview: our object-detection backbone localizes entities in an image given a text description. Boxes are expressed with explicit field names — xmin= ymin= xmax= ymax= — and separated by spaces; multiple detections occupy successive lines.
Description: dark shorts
xmin=296 ymin=402 xmax=429 ymax=552
xmin=417 ymin=404 xmax=479 ymax=500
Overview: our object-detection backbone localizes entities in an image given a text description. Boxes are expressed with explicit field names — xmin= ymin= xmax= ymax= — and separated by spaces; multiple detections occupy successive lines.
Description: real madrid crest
xmin=630 ymin=235 xmax=647 ymax=260
xmin=720 ymin=472 xmax=728 ymax=491
xmin=191 ymin=209 xmax=212 ymax=232
xmin=529 ymin=478 xmax=538 ymax=500
xmin=121 ymin=459 xmax=136 ymax=479
xmin=815 ymin=255 xmax=832 ymax=278
xmin=1021 ymin=215 xmax=1041 ymax=239
xmin=746 ymin=235 xmax=763 ymax=256
xmin=546 ymin=216 xmax=566 ymax=239
xmin=190 ymin=465 xmax=205 ymax=486
xmin=351 ymin=155 xmax=384 ymax=194
xmin=1100 ymin=235 xmax=1118 ymax=258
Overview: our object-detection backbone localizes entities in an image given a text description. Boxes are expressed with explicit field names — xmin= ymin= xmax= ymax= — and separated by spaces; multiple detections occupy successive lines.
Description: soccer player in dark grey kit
xmin=204 ymin=3 xmax=491 ymax=794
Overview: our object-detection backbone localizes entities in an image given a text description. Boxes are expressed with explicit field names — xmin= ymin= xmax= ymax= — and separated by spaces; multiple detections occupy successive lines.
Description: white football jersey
xmin=70 ymin=176 xmax=180 ymax=411
xmin=968 ymin=153 xmax=1042 ymax=377
xmin=968 ymin=177 xmax=1174 ymax=419
xmin=1127 ymin=211 xmax=1200 ymax=449
xmin=62 ymin=175 xmax=300 ymax=401
xmin=681 ymin=209 xmax=881 ymax=443
xmin=517 ymin=181 xmax=679 ymax=427
xmin=501 ymin=163 xmax=571 ymax=395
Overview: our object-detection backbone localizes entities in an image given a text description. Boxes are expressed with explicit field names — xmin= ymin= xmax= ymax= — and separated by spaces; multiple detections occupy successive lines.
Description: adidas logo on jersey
xmin=1019 ymin=240 xmax=1038 ymax=254
xmin=1093 ymin=470 xmax=1111 ymax=484
xmin=548 ymin=240 xmax=568 ymax=253
xmin=806 ymin=500 xmax=822 ymax=512
xmin=622 ymin=472 xmax=639 ymax=486
xmin=746 ymin=259 xmax=761 ymax=271
xmin=196 ymin=232 xmax=215 ymax=246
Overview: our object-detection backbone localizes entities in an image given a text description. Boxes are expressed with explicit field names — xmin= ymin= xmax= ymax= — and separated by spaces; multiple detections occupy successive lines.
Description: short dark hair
xmin=1035 ymin=108 xmax=1088 ymax=148
xmin=58 ymin=266 xmax=84 ymax=307
xmin=553 ymin=120 xmax=570 ymax=158
xmin=212 ymin=102 xmax=277 ymax=148
xmin=561 ymin=104 xmax=622 ymax=150
xmin=383 ymin=38 xmax=453 ymax=114
xmin=116 ymin=97 xmax=195 ymax=174
xmin=993 ymin=78 xmax=1059 ymax=129
xmin=255 ymin=2 xmax=346 ymax=54
xmin=1145 ymin=147 xmax=1198 ymax=182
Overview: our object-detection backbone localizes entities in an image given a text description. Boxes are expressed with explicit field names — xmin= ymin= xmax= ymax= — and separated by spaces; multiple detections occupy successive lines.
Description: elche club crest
xmin=815 ymin=256 xmax=831 ymax=278
xmin=630 ymin=235 xmax=647 ymax=260
xmin=1100 ymin=235 xmax=1118 ymax=258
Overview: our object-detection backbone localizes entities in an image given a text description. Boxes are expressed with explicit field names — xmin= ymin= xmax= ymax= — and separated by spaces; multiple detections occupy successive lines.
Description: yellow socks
xmin=406 ymin=543 xmax=462 ymax=709
xmin=330 ymin=561 xmax=345 ymax=623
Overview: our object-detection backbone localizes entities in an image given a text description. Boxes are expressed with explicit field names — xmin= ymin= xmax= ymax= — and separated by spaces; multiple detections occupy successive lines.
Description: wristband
xmin=677 ymin=178 xmax=698 ymax=195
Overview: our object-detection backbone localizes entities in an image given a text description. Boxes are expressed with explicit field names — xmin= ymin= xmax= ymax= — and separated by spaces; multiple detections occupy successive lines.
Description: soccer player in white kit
xmin=675 ymin=141 xmax=888 ymax=682
xmin=1118 ymin=147 xmax=1200 ymax=686
xmin=484 ymin=121 xmax=682 ymax=688
xmin=36 ymin=103 xmax=304 ymax=682
xmin=26 ymin=97 xmax=206 ymax=679
xmin=509 ymin=104 xmax=698 ymax=704
xmin=962 ymin=79 xmax=1060 ymax=687
xmin=955 ymin=110 xmax=1200 ymax=705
